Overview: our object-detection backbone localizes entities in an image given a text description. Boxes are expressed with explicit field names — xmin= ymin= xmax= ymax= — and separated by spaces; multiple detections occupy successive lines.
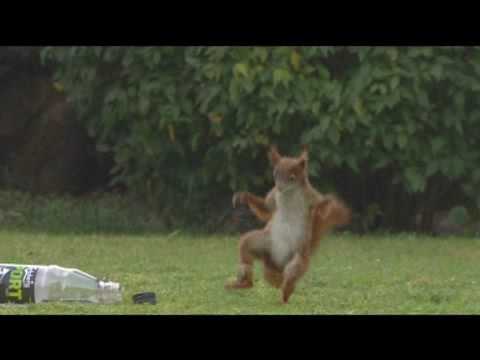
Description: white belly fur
xmin=270 ymin=189 xmax=308 ymax=268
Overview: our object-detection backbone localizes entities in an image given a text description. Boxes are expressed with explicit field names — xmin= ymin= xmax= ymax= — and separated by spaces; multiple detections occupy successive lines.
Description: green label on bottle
xmin=0 ymin=265 xmax=39 ymax=303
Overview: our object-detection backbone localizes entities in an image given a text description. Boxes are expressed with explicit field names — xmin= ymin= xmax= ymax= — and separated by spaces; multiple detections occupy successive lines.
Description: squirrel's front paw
xmin=312 ymin=198 xmax=333 ymax=219
xmin=232 ymin=192 xmax=248 ymax=208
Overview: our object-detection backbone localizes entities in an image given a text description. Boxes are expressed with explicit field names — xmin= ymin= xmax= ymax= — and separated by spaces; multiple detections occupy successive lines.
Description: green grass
xmin=1 ymin=190 xmax=480 ymax=314
xmin=1 ymin=231 xmax=480 ymax=314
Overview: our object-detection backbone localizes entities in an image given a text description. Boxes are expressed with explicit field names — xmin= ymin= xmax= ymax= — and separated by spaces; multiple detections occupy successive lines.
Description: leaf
xmin=290 ymin=50 xmax=301 ymax=71
xmin=407 ymin=122 xmax=416 ymax=134
xmin=168 ymin=124 xmax=175 ymax=142
xmin=369 ymin=84 xmax=379 ymax=94
xmin=331 ymin=153 xmax=342 ymax=165
xmin=397 ymin=134 xmax=407 ymax=149
xmin=53 ymin=82 xmax=64 ymax=93
xmin=234 ymin=63 xmax=249 ymax=78
xmin=318 ymin=46 xmax=334 ymax=57
xmin=451 ymin=158 xmax=465 ymax=177
xmin=374 ymin=157 xmax=390 ymax=169
xmin=431 ymin=64 xmax=443 ymax=80
xmin=426 ymin=162 xmax=439 ymax=176
xmin=353 ymin=98 xmax=364 ymax=116
xmin=383 ymin=134 xmax=394 ymax=150
xmin=447 ymin=206 xmax=469 ymax=226
xmin=329 ymin=127 xmax=340 ymax=145
xmin=208 ymin=113 xmax=223 ymax=124
xmin=199 ymin=87 xmax=221 ymax=113
xmin=454 ymin=93 xmax=465 ymax=108
xmin=472 ymin=168 xmax=480 ymax=182
xmin=303 ymin=65 xmax=316 ymax=75
xmin=317 ymin=65 xmax=330 ymax=79
xmin=40 ymin=47 xmax=51 ymax=65
xmin=229 ymin=81 xmax=241 ymax=104
xmin=164 ymin=85 xmax=177 ymax=103
xmin=191 ymin=133 xmax=201 ymax=151
xmin=275 ymin=101 xmax=288 ymax=120
xmin=455 ymin=121 xmax=464 ymax=134
xmin=273 ymin=68 xmax=292 ymax=87
xmin=312 ymin=101 xmax=321 ymax=116
xmin=346 ymin=157 xmax=359 ymax=172
xmin=139 ymin=97 xmax=150 ymax=115
xmin=127 ymin=86 xmax=137 ymax=98
xmin=242 ymin=78 xmax=255 ymax=94
xmin=203 ymin=63 xmax=222 ymax=81
xmin=345 ymin=117 xmax=356 ymax=132
xmin=273 ymin=121 xmax=282 ymax=134
xmin=153 ymin=51 xmax=161 ymax=65
xmin=417 ymin=91 xmax=430 ymax=108
xmin=387 ymin=47 xmax=398 ymax=61
xmin=232 ymin=138 xmax=247 ymax=149
xmin=405 ymin=167 xmax=426 ymax=193
xmin=256 ymin=47 xmax=269 ymax=62
xmin=390 ymin=76 xmax=400 ymax=90
xmin=252 ymin=46 xmax=268 ymax=63
xmin=260 ymin=86 xmax=275 ymax=100
xmin=431 ymin=137 xmax=445 ymax=154
xmin=379 ymin=84 xmax=387 ymax=95
xmin=254 ymin=133 xmax=269 ymax=145
xmin=319 ymin=116 xmax=331 ymax=134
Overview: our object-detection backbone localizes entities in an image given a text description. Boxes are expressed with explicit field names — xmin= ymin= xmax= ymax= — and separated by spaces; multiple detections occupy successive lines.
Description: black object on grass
xmin=132 ymin=292 xmax=156 ymax=305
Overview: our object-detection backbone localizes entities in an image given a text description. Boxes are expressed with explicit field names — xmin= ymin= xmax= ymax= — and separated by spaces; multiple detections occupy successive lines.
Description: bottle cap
xmin=133 ymin=292 xmax=156 ymax=305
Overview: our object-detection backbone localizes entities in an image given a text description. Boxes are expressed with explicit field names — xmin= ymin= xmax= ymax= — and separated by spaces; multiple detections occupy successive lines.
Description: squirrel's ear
xmin=268 ymin=145 xmax=281 ymax=166
xmin=299 ymin=144 xmax=309 ymax=161
xmin=296 ymin=144 xmax=308 ymax=170
xmin=297 ymin=157 xmax=307 ymax=171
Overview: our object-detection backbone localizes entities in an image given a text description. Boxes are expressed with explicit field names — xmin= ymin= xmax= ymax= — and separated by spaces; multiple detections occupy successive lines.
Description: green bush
xmin=41 ymin=46 xmax=480 ymax=232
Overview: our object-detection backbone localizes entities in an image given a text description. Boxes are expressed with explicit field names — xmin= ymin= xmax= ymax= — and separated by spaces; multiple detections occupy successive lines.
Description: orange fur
xmin=227 ymin=145 xmax=351 ymax=303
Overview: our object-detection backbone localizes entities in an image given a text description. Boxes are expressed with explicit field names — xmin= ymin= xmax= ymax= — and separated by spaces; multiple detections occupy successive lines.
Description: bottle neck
xmin=97 ymin=281 xmax=122 ymax=304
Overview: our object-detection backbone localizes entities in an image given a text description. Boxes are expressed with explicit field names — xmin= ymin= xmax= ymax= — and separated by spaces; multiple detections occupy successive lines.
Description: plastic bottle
xmin=0 ymin=264 xmax=122 ymax=304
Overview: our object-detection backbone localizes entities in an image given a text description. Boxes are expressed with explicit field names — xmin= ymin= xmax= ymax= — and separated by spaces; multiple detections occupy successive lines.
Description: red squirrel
xmin=225 ymin=145 xmax=351 ymax=303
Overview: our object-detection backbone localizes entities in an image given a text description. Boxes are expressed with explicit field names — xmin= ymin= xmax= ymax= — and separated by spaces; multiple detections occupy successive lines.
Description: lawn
xmin=1 ymin=229 xmax=480 ymax=314
xmin=1 ymin=191 xmax=479 ymax=314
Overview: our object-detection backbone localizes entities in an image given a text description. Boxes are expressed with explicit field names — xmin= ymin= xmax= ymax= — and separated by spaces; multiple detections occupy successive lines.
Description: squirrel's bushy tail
xmin=310 ymin=195 xmax=351 ymax=251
